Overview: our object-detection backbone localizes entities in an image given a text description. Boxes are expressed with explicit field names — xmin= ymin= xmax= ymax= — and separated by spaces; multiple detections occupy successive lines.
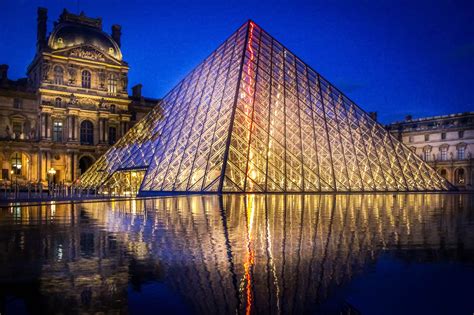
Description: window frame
xmin=52 ymin=120 xmax=63 ymax=142
xmin=53 ymin=65 xmax=64 ymax=85
xmin=81 ymin=70 xmax=92 ymax=89
xmin=80 ymin=120 xmax=94 ymax=145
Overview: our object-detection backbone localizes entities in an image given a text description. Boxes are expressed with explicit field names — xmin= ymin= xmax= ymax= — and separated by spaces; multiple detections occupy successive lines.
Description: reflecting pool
xmin=0 ymin=194 xmax=473 ymax=314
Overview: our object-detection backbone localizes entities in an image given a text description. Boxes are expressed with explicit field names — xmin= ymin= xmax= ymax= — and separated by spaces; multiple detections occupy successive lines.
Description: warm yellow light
xmin=250 ymin=169 xmax=257 ymax=180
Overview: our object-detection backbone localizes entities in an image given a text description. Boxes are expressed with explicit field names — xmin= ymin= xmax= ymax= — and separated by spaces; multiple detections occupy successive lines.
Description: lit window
xmin=12 ymin=122 xmax=22 ymax=138
xmin=53 ymin=121 xmax=63 ymax=142
xmin=109 ymin=126 xmax=117 ymax=145
xmin=457 ymin=147 xmax=465 ymax=160
xmin=81 ymin=70 xmax=91 ymax=89
xmin=54 ymin=66 xmax=64 ymax=85
xmin=459 ymin=130 xmax=464 ymax=139
xmin=424 ymin=134 xmax=430 ymax=141
xmin=441 ymin=132 xmax=446 ymax=140
xmin=108 ymin=73 xmax=117 ymax=95
xmin=10 ymin=153 xmax=22 ymax=175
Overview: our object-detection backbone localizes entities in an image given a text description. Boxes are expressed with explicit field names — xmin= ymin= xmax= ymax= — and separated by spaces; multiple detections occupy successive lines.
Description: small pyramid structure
xmin=80 ymin=21 xmax=452 ymax=193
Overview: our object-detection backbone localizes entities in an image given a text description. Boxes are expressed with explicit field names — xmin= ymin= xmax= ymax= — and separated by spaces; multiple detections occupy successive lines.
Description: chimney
xmin=132 ymin=84 xmax=142 ymax=98
xmin=37 ymin=7 xmax=47 ymax=51
xmin=112 ymin=24 xmax=122 ymax=47
xmin=405 ymin=114 xmax=413 ymax=121
xmin=369 ymin=111 xmax=378 ymax=122
xmin=0 ymin=64 xmax=8 ymax=83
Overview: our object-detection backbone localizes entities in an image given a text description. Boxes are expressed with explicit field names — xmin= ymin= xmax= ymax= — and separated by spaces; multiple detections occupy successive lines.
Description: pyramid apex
xmin=80 ymin=19 xmax=453 ymax=194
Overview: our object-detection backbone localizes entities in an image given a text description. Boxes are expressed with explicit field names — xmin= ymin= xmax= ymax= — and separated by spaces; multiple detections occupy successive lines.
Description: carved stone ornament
xmin=77 ymin=97 xmax=98 ymax=106
xmin=69 ymin=47 xmax=106 ymax=62
xmin=121 ymin=73 xmax=128 ymax=91
xmin=68 ymin=93 xmax=78 ymax=106
xmin=42 ymin=61 xmax=51 ymax=80
xmin=68 ymin=64 xmax=77 ymax=84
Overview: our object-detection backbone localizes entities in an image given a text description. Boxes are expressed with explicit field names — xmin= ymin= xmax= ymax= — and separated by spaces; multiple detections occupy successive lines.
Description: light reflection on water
xmin=0 ymin=194 xmax=473 ymax=314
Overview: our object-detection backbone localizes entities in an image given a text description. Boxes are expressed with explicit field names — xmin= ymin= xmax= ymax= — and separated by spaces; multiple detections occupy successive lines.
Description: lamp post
xmin=10 ymin=170 xmax=14 ymax=197
xmin=48 ymin=168 xmax=56 ymax=197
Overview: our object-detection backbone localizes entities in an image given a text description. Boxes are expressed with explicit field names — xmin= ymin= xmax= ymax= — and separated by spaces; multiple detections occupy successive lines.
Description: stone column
xmin=75 ymin=117 xmax=80 ymax=141
xmin=37 ymin=151 xmax=42 ymax=182
xmin=67 ymin=115 xmax=74 ymax=141
xmin=71 ymin=152 xmax=77 ymax=182
xmin=41 ymin=113 xmax=47 ymax=139
xmin=104 ymin=119 xmax=109 ymax=144
xmin=46 ymin=114 xmax=52 ymax=139
xmin=99 ymin=118 xmax=104 ymax=143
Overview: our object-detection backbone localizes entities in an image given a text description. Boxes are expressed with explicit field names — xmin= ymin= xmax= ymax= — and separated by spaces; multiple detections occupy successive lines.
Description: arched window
xmin=455 ymin=168 xmax=465 ymax=184
xmin=55 ymin=97 xmax=62 ymax=107
xmin=80 ymin=120 xmax=94 ymax=145
xmin=107 ymin=73 xmax=117 ymax=95
xmin=10 ymin=152 xmax=22 ymax=175
xmin=81 ymin=70 xmax=91 ymax=89
xmin=423 ymin=150 xmax=430 ymax=161
xmin=439 ymin=169 xmax=447 ymax=179
xmin=79 ymin=156 xmax=94 ymax=175
xmin=54 ymin=66 xmax=64 ymax=85
xmin=440 ymin=147 xmax=448 ymax=161
xmin=110 ymin=104 xmax=116 ymax=113
xmin=108 ymin=126 xmax=117 ymax=145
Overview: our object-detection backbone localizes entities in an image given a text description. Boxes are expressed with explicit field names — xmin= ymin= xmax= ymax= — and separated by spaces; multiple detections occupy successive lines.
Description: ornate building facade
xmin=0 ymin=8 xmax=158 ymax=185
xmin=387 ymin=112 xmax=474 ymax=190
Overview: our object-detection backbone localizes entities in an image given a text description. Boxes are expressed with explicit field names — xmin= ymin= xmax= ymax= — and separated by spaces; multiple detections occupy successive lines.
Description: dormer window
xmin=54 ymin=66 xmax=64 ymax=85
xmin=57 ymin=37 xmax=64 ymax=48
xmin=108 ymin=47 xmax=114 ymax=55
xmin=81 ymin=70 xmax=91 ymax=89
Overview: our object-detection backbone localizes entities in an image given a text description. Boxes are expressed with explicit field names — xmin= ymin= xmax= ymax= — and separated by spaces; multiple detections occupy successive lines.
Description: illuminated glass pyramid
xmin=80 ymin=21 xmax=452 ymax=193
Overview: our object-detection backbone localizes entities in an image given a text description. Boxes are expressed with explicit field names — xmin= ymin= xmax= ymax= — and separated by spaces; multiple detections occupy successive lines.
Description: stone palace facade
xmin=387 ymin=112 xmax=474 ymax=190
xmin=0 ymin=8 xmax=158 ymax=185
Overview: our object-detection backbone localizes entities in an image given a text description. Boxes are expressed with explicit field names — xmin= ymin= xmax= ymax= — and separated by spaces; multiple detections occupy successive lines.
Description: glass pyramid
xmin=79 ymin=21 xmax=452 ymax=193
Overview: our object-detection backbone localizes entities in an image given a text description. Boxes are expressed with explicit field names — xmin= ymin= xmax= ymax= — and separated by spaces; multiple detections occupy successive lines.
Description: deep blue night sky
xmin=0 ymin=0 xmax=472 ymax=123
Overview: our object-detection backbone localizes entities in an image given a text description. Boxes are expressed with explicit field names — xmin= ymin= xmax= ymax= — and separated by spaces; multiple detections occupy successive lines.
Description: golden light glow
xmin=79 ymin=21 xmax=451 ymax=193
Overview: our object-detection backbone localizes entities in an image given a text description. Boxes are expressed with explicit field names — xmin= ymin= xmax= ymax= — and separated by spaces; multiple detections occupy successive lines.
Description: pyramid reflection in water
xmin=79 ymin=21 xmax=451 ymax=193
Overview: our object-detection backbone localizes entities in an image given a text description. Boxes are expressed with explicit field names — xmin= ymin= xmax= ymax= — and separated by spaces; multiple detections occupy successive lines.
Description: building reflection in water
xmin=0 ymin=194 xmax=472 ymax=314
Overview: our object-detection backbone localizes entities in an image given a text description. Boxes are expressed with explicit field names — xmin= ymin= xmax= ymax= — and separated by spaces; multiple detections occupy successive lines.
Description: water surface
xmin=0 ymin=194 xmax=473 ymax=314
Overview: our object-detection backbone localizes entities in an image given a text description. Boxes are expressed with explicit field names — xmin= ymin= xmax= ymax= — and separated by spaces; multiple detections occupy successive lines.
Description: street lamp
xmin=48 ymin=168 xmax=56 ymax=197
xmin=48 ymin=168 xmax=56 ymax=182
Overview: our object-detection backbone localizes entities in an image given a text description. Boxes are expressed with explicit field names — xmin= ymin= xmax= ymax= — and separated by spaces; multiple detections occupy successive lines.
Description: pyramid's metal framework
xmin=80 ymin=21 xmax=451 ymax=193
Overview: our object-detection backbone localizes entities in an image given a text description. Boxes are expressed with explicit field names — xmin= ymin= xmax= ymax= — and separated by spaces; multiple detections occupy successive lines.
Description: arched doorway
xmin=454 ymin=168 xmax=465 ymax=185
xmin=438 ymin=168 xmax=448 ymax=180
xmin=79 ymin=156 xmax=94 ymax=176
